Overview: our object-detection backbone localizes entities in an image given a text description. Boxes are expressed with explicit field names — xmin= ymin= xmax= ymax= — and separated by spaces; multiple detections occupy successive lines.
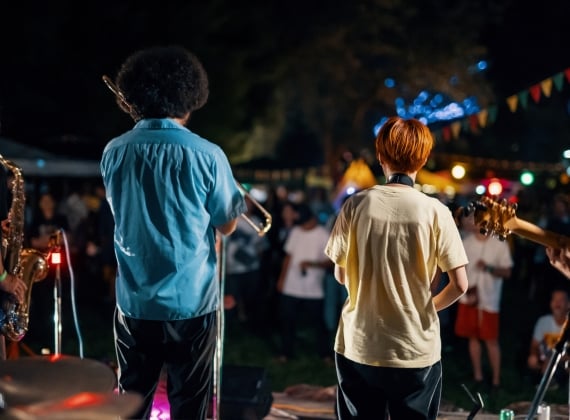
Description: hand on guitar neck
xmin=460 ymin=196 xmax=570 ymax=279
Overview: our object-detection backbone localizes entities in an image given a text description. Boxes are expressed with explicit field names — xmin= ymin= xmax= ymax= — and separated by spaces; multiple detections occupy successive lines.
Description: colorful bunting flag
xmin=451 ymin=121 xmax=461 ymax=139
xmin=553 ymin=72 xmax=565 ymax=91
xmin=529 ymin=84 xmax=541 ymax=103
xmin=518 ymin=90 xmax=529 ymax=109
xmin=477 ymin=109 xmax=488 ymax=128
xmin=540 ymin=78 xmax=553 ymax=97
xmin=436 ymin=67 xmax=568 ymax=138
xmin=506 ymin=95 xmax=518 ymax=112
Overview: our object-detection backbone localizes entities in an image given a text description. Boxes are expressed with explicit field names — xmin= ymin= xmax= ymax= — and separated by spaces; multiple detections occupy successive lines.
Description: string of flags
xmin=433 ymin=68 xmax=570 ymax=142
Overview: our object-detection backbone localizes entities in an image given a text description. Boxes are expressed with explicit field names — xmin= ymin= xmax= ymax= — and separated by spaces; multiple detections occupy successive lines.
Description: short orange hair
xmin=375 ymin=116 xmax=434 ymax=173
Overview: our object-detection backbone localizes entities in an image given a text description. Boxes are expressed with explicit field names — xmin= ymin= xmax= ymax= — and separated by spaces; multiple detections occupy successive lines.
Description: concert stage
xmin=0 ymin=355 xmax=566 ymax=419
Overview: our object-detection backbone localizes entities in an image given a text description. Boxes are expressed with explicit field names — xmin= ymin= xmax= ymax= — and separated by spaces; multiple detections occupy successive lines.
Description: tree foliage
xmin=0 ymin=0 xmax=510 ymax=168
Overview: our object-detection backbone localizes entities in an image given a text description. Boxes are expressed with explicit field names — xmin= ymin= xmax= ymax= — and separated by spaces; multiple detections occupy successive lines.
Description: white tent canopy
xmin=0 ymin=137 xmax=101 ymax=177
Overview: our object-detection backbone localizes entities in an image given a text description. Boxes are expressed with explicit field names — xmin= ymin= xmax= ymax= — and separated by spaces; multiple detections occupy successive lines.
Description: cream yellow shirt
xmin=325 ymin=186 xmax=468 ymax=368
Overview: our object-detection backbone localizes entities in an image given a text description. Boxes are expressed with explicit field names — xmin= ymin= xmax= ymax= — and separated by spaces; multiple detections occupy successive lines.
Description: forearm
xmin=432 ymin=266 xmax=468 ymax=311
xmin=277 ymin=255 xmax=291 ymax=291
xmin=432 ymin=281 xmax=464 ymax=311
xmin=483 ymin=264 xmax=511 ymax=278
xmin=334 ymin=265 xmax=345 ymax=285
xmin=546 ymin=247 xmax=570 ymax=279
xmin=300 ymin=259 xmax=333 ymax=271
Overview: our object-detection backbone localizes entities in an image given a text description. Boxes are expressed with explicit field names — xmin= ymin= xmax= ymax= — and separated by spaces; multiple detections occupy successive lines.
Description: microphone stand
xmin=48 ymin=231 xmax=63 ymax=355
xmin=526 ymin=310 xmax=570 ymax=420
xmin=52 ymin=253 xmax=62 ymax=355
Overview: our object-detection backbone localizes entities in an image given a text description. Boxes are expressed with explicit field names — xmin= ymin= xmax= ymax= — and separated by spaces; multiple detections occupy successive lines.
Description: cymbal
xmin=4 ymin=391 xmax=142 ymax=420
xmin=0 ymin=355 xmax=117 ymax=407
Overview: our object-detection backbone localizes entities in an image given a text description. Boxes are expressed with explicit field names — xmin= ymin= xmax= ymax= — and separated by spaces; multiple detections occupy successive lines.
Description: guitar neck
xmin=505 ymin=217 xmax=568 ymax=249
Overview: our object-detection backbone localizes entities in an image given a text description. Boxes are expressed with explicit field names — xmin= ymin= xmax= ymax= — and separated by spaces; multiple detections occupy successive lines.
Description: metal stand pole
xmin=53 ymin=263 xmax=62 ymax=355
xmin=212 ymin=234 xmax=227 ymax=420
xmin=526 ymin=311 xmax=570 ymax=420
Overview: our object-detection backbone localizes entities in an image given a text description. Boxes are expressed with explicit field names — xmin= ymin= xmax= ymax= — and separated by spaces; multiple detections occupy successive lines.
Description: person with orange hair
xmin=325 ymin=116 xmax=469 ymax=419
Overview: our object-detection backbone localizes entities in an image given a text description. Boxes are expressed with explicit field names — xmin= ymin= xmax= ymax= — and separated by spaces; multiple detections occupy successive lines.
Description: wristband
xmin=0 ymin=270 xmax=7 ymax=282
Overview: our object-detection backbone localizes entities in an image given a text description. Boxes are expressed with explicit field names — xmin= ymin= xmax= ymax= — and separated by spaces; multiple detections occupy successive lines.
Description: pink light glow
xmin=150 ymin=377 xmax=170 ymax=420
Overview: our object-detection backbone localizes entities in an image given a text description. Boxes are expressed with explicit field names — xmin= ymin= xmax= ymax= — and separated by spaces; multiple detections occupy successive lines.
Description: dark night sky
xmin=0 ymin=0 xmax=569 ymax=162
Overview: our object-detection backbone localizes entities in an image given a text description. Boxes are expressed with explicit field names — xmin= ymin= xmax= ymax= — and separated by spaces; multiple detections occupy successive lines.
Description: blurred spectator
xmin=225 ymin=195 xmax=270 ymax=329
xmin=323 ymin=195 xmax=350 ymax=350
xmin=307 ymin=186 xmax=334 ymax=226
xmin=27 ymin=192 xmax=69 ymax=253
xmin=454 ymin=213 xmax=513 ymax=389
xmin=527 ymin=289 xmax=570 ymax=389
xmin=261 ymin=200 xmax=299 ymax=332
xmin=275 ymin=203 xmax=332 ymax=363
xmin=534 ymin=193 xmax=570 ymax=313
xmin=25 ymin=191 xmax=70 ymax=351
xmin=96 ymin=185 xmax=116 ymax=304
xmin=60 ymin=185 xmax=89 ymax=236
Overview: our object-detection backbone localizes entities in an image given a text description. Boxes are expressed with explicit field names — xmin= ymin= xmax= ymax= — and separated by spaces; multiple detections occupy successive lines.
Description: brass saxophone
xmin=0 ymin=154 xmax=49 ymax=342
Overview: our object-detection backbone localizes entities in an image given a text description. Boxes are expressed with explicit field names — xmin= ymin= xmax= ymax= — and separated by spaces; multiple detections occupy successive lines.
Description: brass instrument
xmin=236 ymin=183 xmax=272 ymax=236
xmin=0 ymin=155 xmax=49 ymax=342
xmin=101 ymin=75 xmax=272 ymax=236
xmin=102 ymin=75 xmax=141 ymax=122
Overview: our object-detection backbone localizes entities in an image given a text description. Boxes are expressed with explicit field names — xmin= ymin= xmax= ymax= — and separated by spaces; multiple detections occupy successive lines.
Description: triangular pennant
xmin=529 ymin=84 xmax=541 ymax=103
xmin=432 ymin=129 xmax=442 ymax=143
xmin=506 ymin=95 xmax=518 ymax=112
xmin=442 ymin=126 xmax=451 ymax=142
xmin=469 ymin=114 xmax=479 ymax=133
xmin=487 ymin=105 xmax=498 ymax=123
xmin=451 ymin=121 xmax=461 ymax=139
xmin=518 ymin=91 xmax=529 ymax=109
xmin=553 ymin=72 xmax=565 ymax=91
xmin=565 ymin=68 xmax=570 ymax=82
xmin=540 ymin=78 xmax=553 ymax=97
xmin=477 ymin=109 xmax=488 ymax=128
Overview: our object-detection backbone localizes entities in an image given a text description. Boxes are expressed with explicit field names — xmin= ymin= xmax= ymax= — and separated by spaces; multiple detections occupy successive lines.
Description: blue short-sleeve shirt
xmin=100 ymin=118 xmax=246 ymax=320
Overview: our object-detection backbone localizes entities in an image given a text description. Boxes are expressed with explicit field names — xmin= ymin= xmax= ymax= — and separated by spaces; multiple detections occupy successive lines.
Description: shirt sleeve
xmin=206 ymin=147 xmax=247 ymax=227
xmin=324 ymin=200 xmax=351 ymax=266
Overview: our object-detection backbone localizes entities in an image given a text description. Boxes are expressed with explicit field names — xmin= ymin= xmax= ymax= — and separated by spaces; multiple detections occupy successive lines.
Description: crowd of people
xmin=2 ymin=45 xmax=570 ymax=420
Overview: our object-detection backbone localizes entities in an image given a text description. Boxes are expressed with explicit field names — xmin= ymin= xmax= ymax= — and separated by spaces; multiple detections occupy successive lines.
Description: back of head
xmin=296 ymin=203 xmax=316 ymax=225
xmin=375 ymin=116 xmax=434 ymax=173
xmin=116 ymin=45 xmax=209 ymax=119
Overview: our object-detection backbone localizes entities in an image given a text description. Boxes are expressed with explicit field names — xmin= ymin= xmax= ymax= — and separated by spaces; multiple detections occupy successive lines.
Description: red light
xmin=51 ymin=252 xmax=61 ymax=265
xmin=487 ymin=179 xmax=503 ymax=196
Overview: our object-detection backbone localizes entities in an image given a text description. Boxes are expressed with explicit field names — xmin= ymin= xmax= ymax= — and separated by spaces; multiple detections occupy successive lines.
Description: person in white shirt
xmin=276 ymin=203 xmax=332 ymax=363
xmin=454 ymin=214 xmax=513 ymax=389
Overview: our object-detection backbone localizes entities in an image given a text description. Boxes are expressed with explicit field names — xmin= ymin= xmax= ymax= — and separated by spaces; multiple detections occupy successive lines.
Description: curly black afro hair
xmin=115 ymin=45 xmax=209 ymax=120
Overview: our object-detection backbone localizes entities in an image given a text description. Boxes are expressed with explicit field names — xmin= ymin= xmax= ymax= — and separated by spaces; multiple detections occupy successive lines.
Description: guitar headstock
xmin=465 ymin=196 xmax=518 ymax=242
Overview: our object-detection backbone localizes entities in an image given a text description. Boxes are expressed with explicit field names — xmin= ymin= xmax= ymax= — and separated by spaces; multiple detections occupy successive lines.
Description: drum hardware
xmin=0 ymin=355 xmax=117 ymax=407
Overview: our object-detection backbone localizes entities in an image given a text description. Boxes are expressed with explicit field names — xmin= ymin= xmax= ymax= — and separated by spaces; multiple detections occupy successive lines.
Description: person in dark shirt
xmin=23 ymin=191 xmax=68 ymax=350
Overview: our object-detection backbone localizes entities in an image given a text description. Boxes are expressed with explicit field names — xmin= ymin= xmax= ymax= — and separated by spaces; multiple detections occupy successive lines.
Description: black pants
xmin=335 ymin=352 xmax=442 ymax=420
xmin=278 ymin=294 xmax=330 ymax=359
xmin=114 ymin=308 xmax=217 ymax=420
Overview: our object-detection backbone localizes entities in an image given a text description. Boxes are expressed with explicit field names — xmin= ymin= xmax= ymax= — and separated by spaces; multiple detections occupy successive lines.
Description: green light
xmin=520 ymin=171 xmax=534 ymax=186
